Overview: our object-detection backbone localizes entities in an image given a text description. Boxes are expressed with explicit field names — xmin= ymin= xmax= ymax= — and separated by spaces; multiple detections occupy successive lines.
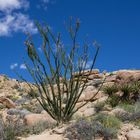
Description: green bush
xmin=116 ymin=102 xmax=140 ymax=122
xmin=91 ymin=114 xmax=121 ymax=139
xmin=26 ymin=121 xmax=55 ymax=135
xmin=9 ymin=95 xmax=20 ymax=102
xmin=118 ymin=103 xmax=135 ymax=113
xmin=103 ymin=82 xmax=140 ymax=107
xmin=28 ymin=88 xmax=39 ymax=98
xmin=129 ymin=112 xmax=140 ymax=122
xmin=131 ymin=81 xmax=140 ymax=101
xmin=119 ymin=82 xmax=140 ymax=103
xmin=19 ymin=19 xmax=101 ymax=124
xmin=93 ymin=114 xmax=121 ymax=129
xmin=100 ymin=127 xmax=117 ymax=140
xmin=22 ymin=103 xmax=43 ymax=113
xmin=102 ymin=84 xmax=118 ymax=97
xmin=102 ymin=84 xmax=120 ymax=107
xmin=134 ymin=102 xmax=140 ymax=113
xmin=0 ymin=116 xmax=22 ymax=140
xmin=64 ymin=113 xmax=122 ymax=140
xmin=107 ymin=95 xmax=120 ymax=107
xmin=94 ymin=101 xmax=105 ymax=113
xmin=135 ymin=120 xmax=140 ymax=128
xmin=120 ymin=84 xmax=132 ymax=102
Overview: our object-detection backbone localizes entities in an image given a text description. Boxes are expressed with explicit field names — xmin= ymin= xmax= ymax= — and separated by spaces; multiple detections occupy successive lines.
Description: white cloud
xmin=85 ymin=61 xmax=93 ymax=69
xmin=37 ymin=0 xmax=54 ymax=10
xmin=38 ymin=47 xmax=42 ymax=52
xmin=0 ymin=0 xmax=37 ymax=37
xmin=42 ymin=0 xmax=50 ymax=3
xmin=20 ymin=64 xmax=26 ymax=69
xmin=10 ymin=63 xmax=18 ymax=69
xmin=76 ymin=60 xmax=93 ymax=70
xmin=0 ymin=0 xmax=29 ymax=13
xmin=0 ymin=13 xmax=37 ymax=36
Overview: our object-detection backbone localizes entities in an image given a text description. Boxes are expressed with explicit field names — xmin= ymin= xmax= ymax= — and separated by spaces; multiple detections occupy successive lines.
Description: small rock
xmin=21 ymin=131 xmax=62 ymax=140
xmin=105 ymin=75 xmax=117 ymax=82
xmin=52 ymin=127 xmax=66 ymax=134
xmin=126 ymin=130 xmax=140 ymax=140
xmin=83 ymin=107 xmax=95 ymax=117
xmin=24 ymin=113 xmax=56 ymax=126
xmin=117 ymin=123 xmax=134 ymax=140
xmin=78 ymin=93 xmax=85 ymax=102
xmin=84 ymin=91 xmax=104 ymax=101
xmin=103 ymin=105 xmax=112 ymax=111
xmin=0 ymin=97 xmax=16 ymax=108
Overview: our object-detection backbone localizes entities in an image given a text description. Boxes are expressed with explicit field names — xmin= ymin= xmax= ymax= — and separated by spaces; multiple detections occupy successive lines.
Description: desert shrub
xmin=116 ymin=102 xmax=140 ymax=122
xmin=28 ymin=88 xmax=39 ymax=98
xmin=18 ymin=19 xmax=101 ymax=124
xmin=0 ymin=104 xmax=4 ymax=109
xmin=129 ymin=112 xmax=140 ymax=122
xmin=128 ymin=102 xmax=140 ymax=122
xmin=0 ymin=116 xmax=55 ymax=140
xmin=91 ymin=114 xmax=121 ymax=139
xmin=118 ymin=103 xmax=135 ymax=113
xmin=91 ymin=121 xmax=117 ymax=140
xmin=103 ymin=82 xmax=140 ymax=107
xmin=10 ymin=95 xmax=20 ymax=102
xmin=120 ymin=84 xmax=132 ymax=102
xmin=118 ymin=82 xmax=140 ymax=103
xmin=114 ymin=109 xmax=131 ymax=122
xmin=103 ymin=81 xmax=140 ymax=108
xmin=134 ymin=102 xmax=140 ymax=112
xmin=94 ymin=101 xmax=105 ymax=113
xmin=131 ymin=81 xmax=140 ymax=101
xmin=100 ymin=127 xmax=117 ymax=140
xmin=107 ymin=95 xmax=120 ymax=107
xmin=16 ymin=86 xmax=25 ymax=92
xmin=0 ymin=119 xmax=5 ymax=139
xmin=26 ymin=121 xmax=55 ymax=135
xmin=0 ymin=116 xmax=22 ymax=140
xmin=3 ymin=75 xmax=9 ymax=81
xmin=22 ymin=103 xmax=43 ymax=113
xmin=102 ymin=84 xmax=120 ymax=107
xmin=93 ymin=114 xmax=121 ymax=129
xmin=135 ymin=120 xmax=140 ymax=128
xmin=102 ymin=84 xmax=118 ymax=97
xmin=65 ymin=119 xmax=94 ymax=140
xmin=65 ymin=114 xmax=121 ymax=140
xmin=92 ymin=114 xmax=121 ymax=140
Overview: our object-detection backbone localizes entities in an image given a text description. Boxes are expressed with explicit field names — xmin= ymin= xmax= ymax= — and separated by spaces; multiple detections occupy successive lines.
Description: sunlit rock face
xmin=116 ymin=70 xmax=140 ymax=84
xmin=0 ymin=70 xmax=140 ymax=140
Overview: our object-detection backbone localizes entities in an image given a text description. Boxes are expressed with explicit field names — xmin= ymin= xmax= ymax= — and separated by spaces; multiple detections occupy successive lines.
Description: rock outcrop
xmin=116 ymin=70 xmax=140 ymax=84
xmin=126 ymin=130 xmax=140 ymax=140
xmin=24 ymin=113 xmax=56 ymax=126
xmin=0 ymin=97 xmax=16 ymax=108
xmin=0 ymin=70 xmax=140 ymax=140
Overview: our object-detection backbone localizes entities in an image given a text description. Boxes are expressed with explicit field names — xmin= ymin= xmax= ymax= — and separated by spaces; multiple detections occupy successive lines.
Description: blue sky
xmin=0 ymin=0 xmax=140 ymax=80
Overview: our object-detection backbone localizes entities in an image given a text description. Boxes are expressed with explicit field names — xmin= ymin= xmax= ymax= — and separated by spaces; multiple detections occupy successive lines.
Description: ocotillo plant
xmin=23 ymin=19 xmax=100 ymax=124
